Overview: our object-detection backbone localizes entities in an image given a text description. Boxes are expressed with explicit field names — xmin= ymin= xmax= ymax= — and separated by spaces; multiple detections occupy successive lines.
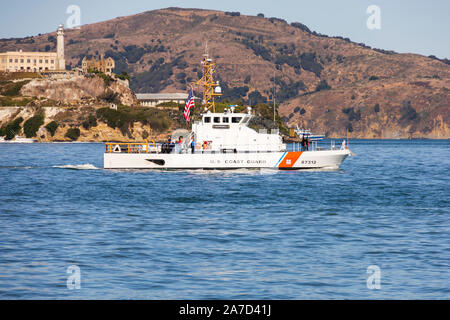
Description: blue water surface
xmin=0 ymin=140 xmax=449 ymax=299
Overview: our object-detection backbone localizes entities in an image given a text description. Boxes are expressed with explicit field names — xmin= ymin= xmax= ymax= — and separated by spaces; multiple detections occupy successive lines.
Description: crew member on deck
xmin=169 ymin=138 xmax=175 ymax=153
xmin=175 ymin=137 xmax=183 ymax=154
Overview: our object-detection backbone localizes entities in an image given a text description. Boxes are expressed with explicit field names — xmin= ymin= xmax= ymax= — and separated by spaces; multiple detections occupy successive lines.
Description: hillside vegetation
xmin=0 ymin=7 xmax=449 ymax=138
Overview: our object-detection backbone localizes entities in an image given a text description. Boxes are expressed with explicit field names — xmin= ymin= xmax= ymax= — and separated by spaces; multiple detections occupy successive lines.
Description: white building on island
xmin=0 ymin=24 xmax=66 ymax=73
xmin=136 ymin=93 xmax=199 ymax=108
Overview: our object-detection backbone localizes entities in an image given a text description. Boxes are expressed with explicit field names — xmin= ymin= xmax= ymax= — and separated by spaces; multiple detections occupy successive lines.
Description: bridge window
xmin=204 ymin=117 xmax=211 ymax=123
xmin=232 ymin=117 xmax=242 ymax=123
xmin=222 ymin=117 xmax=229 ymax=123
xmin=214 ymin=117 xmax=221 ymax=123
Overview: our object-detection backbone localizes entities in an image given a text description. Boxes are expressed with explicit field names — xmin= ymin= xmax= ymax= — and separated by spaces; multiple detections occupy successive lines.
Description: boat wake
xmin=53 ymin=164 xmax=100 ymax=170
xmin=182 ymin=168 xmax=278 ymax=176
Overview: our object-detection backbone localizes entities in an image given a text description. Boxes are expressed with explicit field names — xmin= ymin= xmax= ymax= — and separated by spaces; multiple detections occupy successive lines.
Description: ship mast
xmin=195 ymin=53 xmax=222 ymax=113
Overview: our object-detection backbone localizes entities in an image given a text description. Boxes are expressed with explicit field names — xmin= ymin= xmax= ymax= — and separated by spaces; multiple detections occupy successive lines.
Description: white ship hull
xmin=104 ymin=149 xmax=351 ymax=170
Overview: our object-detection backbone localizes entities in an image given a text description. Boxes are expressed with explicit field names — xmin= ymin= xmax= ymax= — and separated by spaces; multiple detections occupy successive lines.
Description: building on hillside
xmin=81 ymin=55 xmax=115 ymax=75
xmin=136 ymin=93 xmax=199 ymax=108
xmin=0 ymin=24 xmax=66 ymax=72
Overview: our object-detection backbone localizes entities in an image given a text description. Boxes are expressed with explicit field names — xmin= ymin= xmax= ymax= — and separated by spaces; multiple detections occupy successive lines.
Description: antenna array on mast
xmin=194 ymin=51 xmax=222 ymax=113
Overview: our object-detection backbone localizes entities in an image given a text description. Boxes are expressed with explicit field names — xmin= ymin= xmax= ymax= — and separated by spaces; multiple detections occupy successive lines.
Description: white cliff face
xmin=0 ymin=107 xmax=35 ymax=123
xmin=109 ymin=80 xmax=137 ymax=105
xmin=20 ymin=75 xmax=137 ymax=105
xmin=21 ymin=76 xmax=105 ymax=101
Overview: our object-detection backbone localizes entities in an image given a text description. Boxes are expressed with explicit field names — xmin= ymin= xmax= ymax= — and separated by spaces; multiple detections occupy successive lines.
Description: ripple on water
xmin=0 ymin=140 xmax=449 ymax=299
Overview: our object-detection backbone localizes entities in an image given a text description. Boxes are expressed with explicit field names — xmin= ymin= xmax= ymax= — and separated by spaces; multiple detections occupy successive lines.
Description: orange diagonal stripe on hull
xmin=279 ymin=152 xmax=303 ymax=168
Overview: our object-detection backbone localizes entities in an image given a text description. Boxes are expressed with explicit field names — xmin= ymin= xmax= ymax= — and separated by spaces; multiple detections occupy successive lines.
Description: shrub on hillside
xmin=132 ymin=59 xmax=176 ymax=92
xmin=315 ymin=80 xmax=331 ymax=92
xmin=269 ymin=17 xmax=287 ymax=24
xmin=96 ymin=108 xmax=127 ymax=130
xmin=82 ymin=115 xmax=98 ymax=130
xmin=400 ymin=101 xmax=418 ymax=122
xmin=123 ymin=45 xmax=146 ymax=64
xmin=219 ymin=85 xmax=249 ymax=102
xmin=291 ymin=22 xmax=311 ymax=33
xmin=148 ymin=117 xmax=170 ymax=132
xmin=300 ymin=52 xmax=323 ymax=77
xmin=374 ymin=103 xmax=380 ymax=113
xmin=225 ymin=12 xmax=240 ymax=17
xmin=0 ymin=96 xmax=33 ymax=106
xmin=45 ymin=121 xmax=58 ymax=136
xmin=98 ymin=90 xmax=120 ymax=104
xmin=273 ymin=79 xmax=306 ymax=102
xmin=293 ymin=107 xmax=307 ymax=115
xmin=96 ymin=106 xmax=172 ymax=135
xmin=248 ymin=91 xmax=267 ymax=105
xmin=342 ymin=107 xmax=361 ymax=121
xmin=65 ymin=128 xmax=81 ymax=140
xmin=116 ymin=72 xmax=130 ymax=81
xmin=347 ymin=123 xmax=354 ymax=132
xmin=24 ymin=111 xmax=45 ymax=138
xmin=2 ymin=80 xmax=30 ymax=96
xmin=1 ymin=117 xmax=24 ymax=140
xmin=275 ymin=54 xmax=302 ymax=73
xmin=240 ymin=39 xmax=272 ymax=61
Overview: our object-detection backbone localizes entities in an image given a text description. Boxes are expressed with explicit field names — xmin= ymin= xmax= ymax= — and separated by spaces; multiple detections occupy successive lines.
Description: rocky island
xmin=0 ymin=7 xmax=449 ymax=142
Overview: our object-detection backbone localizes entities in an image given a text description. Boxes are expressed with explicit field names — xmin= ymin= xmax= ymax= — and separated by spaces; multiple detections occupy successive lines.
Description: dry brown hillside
xmin=0 ymin=7 xmax=448 ymax=138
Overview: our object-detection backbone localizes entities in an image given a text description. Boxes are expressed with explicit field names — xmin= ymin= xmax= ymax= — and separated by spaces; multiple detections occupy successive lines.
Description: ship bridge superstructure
xmin=191 ymin=110 xmax=285 ymax=153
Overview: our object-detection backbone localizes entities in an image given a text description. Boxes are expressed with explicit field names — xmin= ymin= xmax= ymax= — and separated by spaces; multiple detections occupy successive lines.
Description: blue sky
xmin=1 ymin=0 xmax=449 ymax=58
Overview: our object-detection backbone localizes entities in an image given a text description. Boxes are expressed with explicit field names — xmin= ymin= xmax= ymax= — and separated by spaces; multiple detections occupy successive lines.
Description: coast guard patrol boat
xmin=104 ymin=54 xmax=351 ymax=170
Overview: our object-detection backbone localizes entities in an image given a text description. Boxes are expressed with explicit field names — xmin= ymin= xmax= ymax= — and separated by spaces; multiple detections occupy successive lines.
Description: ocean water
xmin=0 ymin=140 xmax=448 ymax=299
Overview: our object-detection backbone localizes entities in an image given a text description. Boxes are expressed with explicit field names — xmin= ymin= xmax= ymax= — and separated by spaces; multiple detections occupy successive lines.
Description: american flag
xmin=184 ymin=88 xmax=195 ymax=123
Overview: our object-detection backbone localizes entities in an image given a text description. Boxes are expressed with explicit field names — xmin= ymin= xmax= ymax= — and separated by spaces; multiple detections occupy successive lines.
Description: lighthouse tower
xmin=56 ymin=24 xmax=65 ymax=71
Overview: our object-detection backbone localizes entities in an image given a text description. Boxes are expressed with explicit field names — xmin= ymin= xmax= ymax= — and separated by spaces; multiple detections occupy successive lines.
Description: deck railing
xmin=105 ymin=140 xmax=158 ymax=154
xmin=105 ymin=140 xmax=346 ymax=154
